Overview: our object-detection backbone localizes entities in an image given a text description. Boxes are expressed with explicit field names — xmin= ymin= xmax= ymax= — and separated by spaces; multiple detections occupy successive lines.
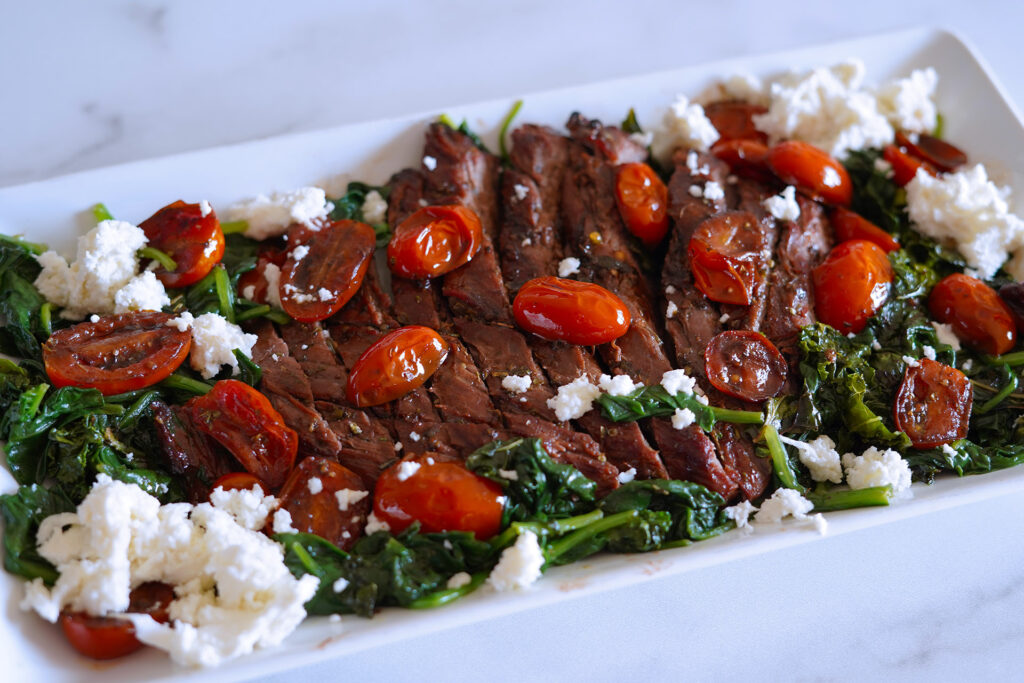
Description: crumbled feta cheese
xmin=842 ymin=447 xmax=913 ymax=497
xmin=488 ymin=530 xmax=545 ymax=592
xmin=89 ymin=314 xmax=100 ymax=323
xmin=652 ymin=95 xmax=720 ymax=159
xmin=962 ymin=359 xmax=974 ymax=372
xmin=931 ymin=321 xmax=962 ymax=350
xmin=332 ymin=577 xmax=350 ymax=593
xmin=756 ymin=488 xmax=827 ymax=534
xmin=665 ymin=285 xmax=677 ymax=295
xmin=941 ymin=443 xmax=959 ymax=458
xmin=823 ymin=166 xmax=842 ymax=188
xmin=902 ymin=355 xmax=920 ymax=368
xmin=666 ymin=300 xmax=678 ymax=319
xmin=763 ymin=186 xmax=801 ymax=222
xmin=922 ymin=345 xmax=937 ymax=361
xmin=263 ymin=263 xmax=283 ymax=309
xmin=876 ymin=68 xmax=939 ymax=134
xmin=724 ymin=500 xmax=758 ymax=533
xmin=209 ymin=485 xmax=277 ymax=531
xmin=598 ymin=373 xmax=641 ymax=396
xmin=272 ymin=508 xmax=299 ymax=534
xmin=291 ymin=245 xmax=310 ymax=261
xmin=422 ymin=155 xmax=437 ymax=171
xmin=628 ymin=130 xmax=654 ymax=148
xmin=447 ymin=572 xmax=473 ymax=589
xmin=521 ymin=237 xmax=532 ymax=247
xmin=409 ymin=431 xmax=421 ymax=442
xmin=697 ymin=73 xmax=769 ymax=106
xmin=874 ymin=158 xmax=894 ymax=176
xmin=361 ymin=189 xmax=388 ymax=225
xmin=685 ymin=150 xmax=711 ymax=176
xmin=871 ymin=339 xmax=882 ymax=351
xmin=395 ymin=460 xmax=420 ymax=481
xmin=318 ymin=287 xmax=333 ymax=302
xmin=906 ymin=163 xmax=1024 ymax=279
xmin=225 ymin=187 xmax=332 ymax=241
xmin=779 ymin=434 xmax=843 ymax=484
xmin=364 ymin=512 xmax=390 ymax=535
xmin=688 ymin=184 xmax=703 ymax=198
xmin=113 ymin=270 xmax=170 ymax=313
xmin=199 ymin=200 xmax=213 ymax=217
xmin=307 ymin=477 xmax=323 ymax=495
xmin=702 ymin=180 xmax=725 ymax=201
xmin=719 ymin=313 xmax=730 ymax=323
xmin=617 ymin=467 xmax=637 ymax=484
xmin=671 ymin=407 xmax=696 ymax=430
xmin=513 ymin=184 xmax=530 ymax=201
xmin=335 ymin=489 xmax=369 ymax=512
xmin=498 ymin=469 xmax=519 ymax=481
xmin=546 ymin=375 xmax=601 ymax=421
xmin=661 ymin=369 xmax=698 ymax=396
xmin=557 ymin=257 xmax=581 ymax=277
xmin=501 ymin=374 xmax=532 ymax=394
xmin=177 ymin=312 xmax=258 ymax=379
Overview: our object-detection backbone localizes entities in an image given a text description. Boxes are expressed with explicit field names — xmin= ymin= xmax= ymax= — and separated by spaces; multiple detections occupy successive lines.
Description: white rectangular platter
xmin=2 ymin=26 xmax=1023 ymax=682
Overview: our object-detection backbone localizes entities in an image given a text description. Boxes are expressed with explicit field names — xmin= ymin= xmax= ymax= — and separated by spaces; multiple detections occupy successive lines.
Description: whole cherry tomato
xmin=43 ymin=312 xmax=191 ymax=395
xmin=279 ymin=219 xmax=376 ymax=322
xmin=373 ymin=456 xmax=505 ymax=539
xmin=710 ymin=139 xmax=773 ymax=182
xmin=387 ymin=205 xmax=483 ymax=279
xmin=188 ymin=379 xmax=298 ymax=489
xmin=704 ymin=330 xmax=788 ymax=402
xmin=768 ymin=140 xmax=852 ymax=206
xmin=211 ymin=472 xmax=265 ymax=494
xmin=687 ymin=211 xmax=761 ymax=306
xmin=614 ymin=162 xmax=669 ymax=247
xmin=894 ymin=358 xmax=973 ymax=449
xmin=346 ymin=326 xmax=450 ymax=407
xmin=704 ymin=101 xmax=768 ymax=143
xmin=512 ymin=276 xmax=631 ymax=345
xmin=59 ymin=582 xmax=174 ymax=660
xmin=882 ymin=144 xmax=936 ymax=187
xmin=830 ymin=207 xmax=900 ymax=253
xmin=139 ymin=200 xmax=224 ymax=288
xmin=275 ymin=456 xmax=368 ymax=550
xmin=812 ymin=240 xmax=893 ymax=334
xmin=929 ymin=273 xmax=1017 ymax=355
xmin=895 ymin=131 xmax=967 ymax=172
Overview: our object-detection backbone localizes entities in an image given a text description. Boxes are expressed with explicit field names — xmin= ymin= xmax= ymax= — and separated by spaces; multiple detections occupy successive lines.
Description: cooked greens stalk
xmin=498 ymin=99 xmax=524 ymax=161
xmin=544 ymin=510 xmax=638 ymax=564
xmin=159 ymin=373 xmax=213 ymax=396
xmin=138 ymin=246 xmax=177 ymax=272
xmin=595 ymin=385 xmax=763 ymax=428
xmin=91 ymin=202 xmax=114 ymax=223
xmin=220 ymin=219 xmax=248 ymax=235
xmin=975 ymin=364 xmax=1018 ymax=415
xmin=807 ymin=485 xmax=892 ymax=511
xmin=408 ymin=572 xmax=487 ymax=609
xmin=760 ymin=424 xmax=806 ymax=493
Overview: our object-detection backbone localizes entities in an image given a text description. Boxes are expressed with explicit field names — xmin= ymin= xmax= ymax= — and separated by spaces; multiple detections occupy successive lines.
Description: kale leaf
xmin=0 ymin=235 xmax=49 ymax=362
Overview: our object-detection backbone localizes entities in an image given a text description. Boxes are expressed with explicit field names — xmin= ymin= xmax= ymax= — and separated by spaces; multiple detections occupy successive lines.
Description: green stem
xmin=235 ymin=304 xmax=270 ymax=321
xmin=39 ymin=303 xmax=52 ymax=337
xmin=25 ymin=384 xmax=49 ymax=419
xmin=261 ymin=309 xmax=291 ymax=325
xmin=807 ymin=485 xmax=892 ymax=511
xmin=545 ymin=510 xmax=638 ymax=564
xmin=91 ymin=203 xmax=114 ymax=223
xmin=213 ymin=265 xmax=234 ymax=322
xmin=408 ymin=572 xmax=486 ymax=609
xmin=159 ymin=373 xmax=213 ymax=395
xmin=138 ymin=246 xmax=178 ymax=272
xmin=761 ymin=424 xmax=806 ymax=493
xmin=709 ymin=405 xmax=764 ymax=425
xmin=498 ymin=99 xmax=524 ymax=161
xmin=545 ymin=509 xmax=604 ymax=535
xmin=976 ymin=364 xmax=1018 ymax=415
xmin=220 ymin=220 xmax=249 ymax=235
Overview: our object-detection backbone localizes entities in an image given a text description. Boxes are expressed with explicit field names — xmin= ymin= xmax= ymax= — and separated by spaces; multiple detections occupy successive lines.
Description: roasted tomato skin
xmin=688 ymin=211 xmax=761 ymax=306
xmin=894 ymin=131 xmax=967 ymax=172
xmin=704 ymin=101 xmax=768 ymax=143
xmin=59 ymin=582 xmax=174 ymax=660
xmin=237 ymin=243 xmax=286 ymax=305
xmin=347 ymin=326 xmax=450 ymax=407
xmin=768 ymin=141 xmax=852 ymax=206
xmin=275 ymin=456 xmax=369 ymax=551
xmin=43 ymin=312 xmax=191 ymax=395
xmin=188 ymin=379 xmax=298 ymax=490
xmin=929 ymin=273 xmax=1017 ymax=355
xmin=812 ymin=240 xmax=893 ymax=334
xmin=830 ymin=207 xmax=900 ymax=253
xmin=883 ymin=144 xmax=936 ymax=187
xmin=387 ymin=205 xmax=483 ymax=279
xmin=211 ymin=472 xmax=265 ymax=494
xmin=139 ymin=200 xmax=224 ymax=288
xmin=711 ymin=139 xmax=773 ymax=182
xmin=373 ymin=456 xmax=505 ymax=539
xmin=614 ymin=162 xmax=670 ymax=246
xmin=894 ymin=358 xmax=973 ymax=449
xmin=279 ymin=219 xmax=376 ymax=322
xmin=704 ymin=330 xmax=788 ymax=402
xmin=512 ymin=276 xmax=631 ymax=345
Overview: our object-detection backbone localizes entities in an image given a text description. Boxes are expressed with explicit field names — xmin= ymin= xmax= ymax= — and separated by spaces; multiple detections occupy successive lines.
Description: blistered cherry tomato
xmin=512 ymin=276 xmax=631 ymax=345
xmin=894 ymin=358 xmax=973 ymax=449
xmin=211 ymin=472 xmax=265 ymax=494
xmin=59 ymin=582 xmax=174 ymax=660
xmin=614 ymin=162 xmax=669 ymax=246
xmin=883 ymin=144 xmax=936 ymax=186
xmin=279 ymin=219 xmax=376 ymax=322
xmin=373 ymin=456 xmax=505 ymax=539
xmin=275 ymin=456 xmax=368 ymax=550
xmin=704 ymin=101 xmax=768 ymax=143
xmin=830 ymin=207 xmax=900 ymax=253
xmin=346 ymin=326 xmax=450 ymax=407
xmin=812 ymin=240 xmax=892 ymax=334
xmin=710 ymin=139 xmax=773 ymax=182
xmin=895 ymin=131 xmax=967 ymax=172
xmin=188 ymin=379 xmax=298 ymax=489
xmin=768 ymin=141 xmax=852 ymax=206
xmin=387 ymin=205 xmax=483 ymax=279
xmin=139 ymin=200 xmax=224 ymax=288
xmin=688 ymin=211 xmax=760 ymax=306
xmin=704 ymin=330 xmax=787 ymax=402
xmin=43 ymin=312 xmax=191 ymax=395
xmin=929 ymin=273 xmax=1017 ymax=355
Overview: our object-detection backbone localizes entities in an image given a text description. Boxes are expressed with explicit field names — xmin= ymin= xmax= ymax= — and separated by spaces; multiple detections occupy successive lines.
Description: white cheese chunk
xmin=779 ymin=434 xmax=843 ymax=484
xmin=546 ymin=375 xmax=601 ymax=421
xmin=447 ymin=572 xmax=473 ymax=589
xmin=360 ymin=189 xmax=388 ymax=225
xmin=501 ymin=374 xmax=532 ymax=394
xmin=660 ymin=369 xmax=698 ymax=396
xmin=224 ymin=187 xmax=333 ymax=241
xmin=652 ymin=95 xmax=720 ymax=159
xmin=169 ymin=312 xmax=258 ymax=379
xmin=271 ymin=508 xmax=299 ymax=534
xmin=723 ymin=500 xmax=758 ymax=533
xmin=598 ymin=373 xmax=641 ymax=396
xmin=209 ymin=484 xmax=277 ymax=531
xmin=488 ymin=530 xmax=545 ymax=591
xmin=307 ymin=477 xmax=323 ymax=495
xmin=557 ymin=257 xmax=581 ymax=277
xmin=395 ymin=460 xmax=421 ymax=482
xmin=335 ymin=488 xmax=369 ymax=512
xmin=617 ymin=467 xmax=637 ymax=484
xmin=763 ymin=186 xmax=801 ymax=222
xmin=665 ymin=300 xmax=678 ymax=319
xmin=931 ymin=321 xmax=962 ymax=351
xmin=755 ymin=488 xmax=827 ymax=534
xmin=875 ymin=68 xmax=939 ymax=134
xmin=113 ymin=270 xmax=170 ymax=313
xmin=671 ymin=407 xmax=696 ymax=430
xmin=842 ymin=447 xmax=913 ymax=498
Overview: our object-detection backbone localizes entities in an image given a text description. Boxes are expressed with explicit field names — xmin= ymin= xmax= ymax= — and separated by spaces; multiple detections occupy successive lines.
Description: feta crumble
xmin=364 ymin=512 xmax=390 ymax=535
xmin=652 ymin=95 xmax=720 ymax=159
xmin=922 ymin=345 xmax=937 ymax=361
xmin=671 ymin=407 xmax=696 ymax=430
xmin=513 ymin=184 xmax=530 ymax=201
xmin=272 ymin=508 xmax=299 ymax=534
xmin=263 ymin=262 xmax=283 ymax=309
xmin=224 ymin=187 xmax=333 ymax=241
xmin=501 ymin=374 xmax=532 ymax=394
xmin=557 ymin=256 xmax=581 ymax=277
xmin=291 ymin=245 xmax=310 ymax=261
xmin=447 ymin=572 xmax=473 ymax=590
xmin=307 ymin=477 xmax=323 ymax=495
xmin=756 ymin=488 xmax=827 ymax=534
xmin=332 ymin=577 xmax=350 ymax=593
xmin=779 ymin=434 xmax=843 ymax=484
xmin=666 ymin=300 xmax=678 ymax=319
xmin=199 ymin=200 xmax=213 ymax=217
xmin=702 ymin=180 xmax=725 ymax=201
xmin=723 ymin=500 xmax=757 ymax=533
xmin=488 ymin=530 xmax=545 ymax=592
xmin=931 ymin=321 xmax=962 ymax=351
xmin=335 ymin=489 xmax=369 ymax=512
xmin=546 ymin=375 xmax=601 ymax=421
xmin=598 ymin=373 xmax=641 ymax=396
xmin=875 ymin=67 xmax=939 ymax=134
xmin=842 ymin=447 xmax=913 ymax=497
xmin=169 ymin=312 xmax=259 ymax=379
xmin=209 ymin=484 xmax=277 ymax=531
xmin=660 ymin=368 xmax=698 ymax=396
xmin=395 ymin=460 xmax=421 ymax=482
xmin=498 ymin=469 xmax=519 ymax=481
xmin=112 ymin=270 xmax=170 ymax=313
xmin=422 ymin=155 xmax=437 ymax=171
xmin=361 ymin=189 xmax=388 ymax=225
xmin=617 ymin=467 xmax=637 ymax=484
xmin=763 ymin=186 xmax=801 ymax=222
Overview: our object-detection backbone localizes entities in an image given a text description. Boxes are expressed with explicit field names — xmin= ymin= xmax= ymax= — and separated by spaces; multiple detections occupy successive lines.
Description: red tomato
xmin=710 ymin=139 xmax=773 ymax=182
xmin=883 ymin=144 xmax=936 ymax=187
xmin=373 ymin=456 xmax=505 ymax=539
xmin=188 ymin=380 xmax=298 ymax=489
xmin=139 ymin=200 xmax=225 ymax=288
xmin=812 ymin=240 xmax=893 ymax=334
xmin=830 ymin=207 xmax=900 ymax=253
xmin=512 ymin=276 xmax=631 ymax=345
xmin=929 ymin=273 xmax=1017 ymax=355
xmin=211 ymin=472 xmax=265 ymax=494
xmin=894 ymin=358 xmax=973 ymax=449
xmin=279 ymin=220 xmax=376 ymax=322
xmin=704 ymin=101 xmax=768 ymax=143
xmin=59 ymin=582 xmax=174 ymax=660
xmin=387 ymin=205 xmax=483 ymax=279
xmin=688 ymin=211 xmax=761 ymax=306
xmin=768 ymin=141 xmax=852 ymax=206
xmin=704 ymin=330 xmax=788 ymax=402
xmin=43 ymin=312 xmax=191 ymax=395
xmin=346 ymin=326 xmax=450 ymax=407
xmin=275 ymin=456 xmax=368 ymax=550
xmin=895 ymin=131 xmax=967 ymax=172
xmin=614 ymin=162 xmax=669 ymax=246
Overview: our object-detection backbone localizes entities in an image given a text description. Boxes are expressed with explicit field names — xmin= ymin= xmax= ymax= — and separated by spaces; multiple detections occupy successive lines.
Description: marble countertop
xmin=3 ymin=1 xmax=1023 ymax=681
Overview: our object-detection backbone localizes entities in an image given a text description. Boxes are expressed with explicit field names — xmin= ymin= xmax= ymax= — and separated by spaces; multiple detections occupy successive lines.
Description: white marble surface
xmin=3 ymin=1 xmax=1024 ymax=681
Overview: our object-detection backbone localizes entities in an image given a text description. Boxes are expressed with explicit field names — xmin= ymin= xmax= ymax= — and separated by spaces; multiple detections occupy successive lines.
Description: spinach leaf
xmin=595 ymin=385 xmax=762 ymax=428
xmin=599 ymin=479 xmax=729 ymax=542
xmin=328 ymin=181 xmax=391 ymax=247
xmin=0 ymin=235 xmax=49 ymax=361
xmin=904 ymin=439 xmax=1024 ymax=479
xmin=182 ymin=233 xmax=276 ymax=323
xmin=0 ymin=484 xmax=74 ymax=583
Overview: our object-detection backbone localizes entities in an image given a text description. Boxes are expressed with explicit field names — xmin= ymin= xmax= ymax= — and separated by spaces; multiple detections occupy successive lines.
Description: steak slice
xmin=152 ymin=401 xmax=237 ymax=503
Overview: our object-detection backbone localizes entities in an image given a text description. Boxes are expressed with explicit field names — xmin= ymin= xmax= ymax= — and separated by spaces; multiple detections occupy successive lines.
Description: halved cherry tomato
xmin=704 ymin=101 xmax=768 ymax=143
xmin=188 ymin=379 xmax=298 ymax=489
xmin=895 ymin=131 xmax=967 ymax=172
xmin=929 ymin=273 xmax=1017 ymax=355
xmin=373 ymin=456 xmax=504 ymax=539
xmin=387 ymin=205 xmax=483 ymax=279
xmin=830 ymin=207 xmax=900 ymax=253
xmin=59 ymin=582 xmax=174 ymax=660
xmin=237 ymin=243 xmax=286 ymax=305
xmin=43 ymin=312 xmax=191 ymax=395
xmin=512 ymin=276 xmax=631 ymax=345
xmin=346 ymin=326 xmax=450 ymax=407
xmin=127 ymin=581 xmax=175 ymax=623
xmin=275 ymin=456 xmax=368 ymax=550
xmin=211 ymin=472 xmax=265 ymax=494
xmin=812 ymin=240 xmax=892 ymax=334
xmin=279 ymin=219 xmax=376 ymax=322
xmin=768 ymin=141 xmax=852 ymax=206
xmin=688 ymin=211 xmax=761 ymax=306
xmin=710 ymin=139 xmax=773 ymax=182
xmin=883 ymin=144 xmax=936 ymax=186
xmin=704 ymin=330 xmax=787 ymax=402
xmin=894 ymin=358 xmax=973 ymax=449
xmin=614 ymin=162 xmax=669 ymax=247
xmin=139 ymin=200 xmax=224 ymax=288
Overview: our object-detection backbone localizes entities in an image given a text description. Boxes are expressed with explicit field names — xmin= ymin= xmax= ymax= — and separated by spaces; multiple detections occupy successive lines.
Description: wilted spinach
xmin=328 ymin=181 xmax=391 ymax=247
